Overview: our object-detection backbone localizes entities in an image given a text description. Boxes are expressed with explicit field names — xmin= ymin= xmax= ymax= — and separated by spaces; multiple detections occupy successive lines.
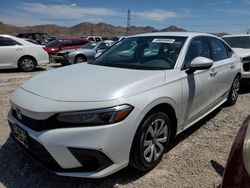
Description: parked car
xmin=0 ymin=34 xmax=49 ymax=71
xmin=86 ymin=36 xmax=103 ymax=42
xmin=43 ymin=38 xmax=90 ymax=63
xmin=222 ymin=35 xmax=250 ymax=81
xmin=17 ymin=33 xmax=55 ymax=45
xmin=221 ymin=115 xmax=250 ymax=188
xmin=62 ymin=40 xmax=114 ymax=65
xmin=8 ymin=32 xmax=241 ymax=178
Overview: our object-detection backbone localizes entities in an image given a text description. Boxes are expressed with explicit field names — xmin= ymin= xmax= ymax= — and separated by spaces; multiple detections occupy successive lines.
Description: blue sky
xmin=1 ymin=0 xmax=250 ymax=33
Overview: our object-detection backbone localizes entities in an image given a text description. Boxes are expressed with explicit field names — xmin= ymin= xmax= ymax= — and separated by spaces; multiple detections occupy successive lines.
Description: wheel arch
xmin=129 ymin=100 xmax=178 ymax=168
xmin=74 ymin=53 xmax=87 ymax=62
xmin=18 ymin=55 xmax=38 ymax=66
xmin=141 ymin=102 xmax=178 ymax=140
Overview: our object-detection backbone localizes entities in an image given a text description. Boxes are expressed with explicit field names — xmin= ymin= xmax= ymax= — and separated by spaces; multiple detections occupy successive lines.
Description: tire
xmin=49 ymin=55 xmax=56 ymax=64
xmin=18 ymin=57 xmax=36 ymax=72
xmin=74 ymin=55 xmax=87 ymax=64
xmin=130 ymin=112 xmax=171 ymax=171
xmin=225 ymin=75 xmax=240 ymax=106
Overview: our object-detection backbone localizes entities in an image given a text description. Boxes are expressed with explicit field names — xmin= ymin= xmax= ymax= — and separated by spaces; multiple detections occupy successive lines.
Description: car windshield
xmin=223 ymin=36 xmax=250 ymax=49
xmin=46 ymin=39 xmax=60 ymax=47
xmin=81 ymin=42 xmax=98 ymax=49
xmin=92 ymin=36 xmax=187 ymax=70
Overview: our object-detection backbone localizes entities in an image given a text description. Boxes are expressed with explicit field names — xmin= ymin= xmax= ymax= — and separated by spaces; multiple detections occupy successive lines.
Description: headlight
xmin=56 ymin=104 xmax=134 ymax=125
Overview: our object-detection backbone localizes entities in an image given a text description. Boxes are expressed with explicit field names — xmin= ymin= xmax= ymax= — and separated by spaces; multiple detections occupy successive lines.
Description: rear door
xmin=208 ymin=37 xmax=237 ymax=99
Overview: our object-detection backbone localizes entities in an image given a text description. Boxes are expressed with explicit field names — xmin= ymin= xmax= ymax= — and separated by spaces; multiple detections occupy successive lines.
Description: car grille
xmin=12 ymin=109 xmax=56 ymax=131
xmin=11 ymin=108 xmax=107 ymax=131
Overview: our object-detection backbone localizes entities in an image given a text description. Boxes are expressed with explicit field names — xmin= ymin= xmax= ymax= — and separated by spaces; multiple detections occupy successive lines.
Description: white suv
xmin=222 ymin=34 xmax=250 ymax=80
xmin=8 ymin=32 xmax=241 ymax=178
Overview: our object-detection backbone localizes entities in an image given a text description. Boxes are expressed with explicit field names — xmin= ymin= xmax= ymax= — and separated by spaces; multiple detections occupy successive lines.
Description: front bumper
xmin=7 ymin=105 xmax=141 ymax=178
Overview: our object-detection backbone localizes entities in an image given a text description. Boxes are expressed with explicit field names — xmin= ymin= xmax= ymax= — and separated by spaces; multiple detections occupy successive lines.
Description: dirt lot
xmin=0 ymin=65 xmax=249 ymax=188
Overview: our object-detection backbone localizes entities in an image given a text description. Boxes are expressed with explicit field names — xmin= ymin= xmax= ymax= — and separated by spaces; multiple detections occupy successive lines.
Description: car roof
xmin=130 ymin=32 xmax=216 ymax=38
xmin=222 ymin=34 xmax=250 ymax=38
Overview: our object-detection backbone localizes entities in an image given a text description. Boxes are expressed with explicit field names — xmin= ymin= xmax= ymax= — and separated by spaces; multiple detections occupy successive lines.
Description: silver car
xmin=62 ymin=40 xmax=114 ymax=65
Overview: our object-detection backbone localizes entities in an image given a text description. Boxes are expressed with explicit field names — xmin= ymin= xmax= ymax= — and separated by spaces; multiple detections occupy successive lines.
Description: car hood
xmin=233 ymin=48 xmax=250 ymax=58
xmin=21 ymin=64 xmax=166 ymax=102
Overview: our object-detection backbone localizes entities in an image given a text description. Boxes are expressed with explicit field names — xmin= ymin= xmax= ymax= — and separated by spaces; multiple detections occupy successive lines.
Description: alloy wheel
xmin=231 ymin=77 xmax=240 ymax=102
xmin=143 ymin=118 xmax=168 ymax=163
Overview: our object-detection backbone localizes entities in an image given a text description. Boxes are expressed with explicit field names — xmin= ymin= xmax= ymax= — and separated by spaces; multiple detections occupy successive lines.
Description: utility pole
xmin=126 ymin=9 xmax=131 ymax=36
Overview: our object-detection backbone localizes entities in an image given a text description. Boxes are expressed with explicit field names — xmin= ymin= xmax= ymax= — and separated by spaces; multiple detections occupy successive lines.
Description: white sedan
xmin=8 ymin=32 xmax=241 ymax=178
xmin=0 ymin=34 xmax=49 ymax=71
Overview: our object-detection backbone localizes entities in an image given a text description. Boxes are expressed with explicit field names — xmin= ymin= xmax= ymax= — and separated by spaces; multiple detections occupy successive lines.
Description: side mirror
xmin=187 ymin=57 xmax=213 ymax=73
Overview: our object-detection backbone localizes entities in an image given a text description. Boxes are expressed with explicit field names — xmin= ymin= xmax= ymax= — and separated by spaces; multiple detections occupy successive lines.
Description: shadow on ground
xmin=0 ymin=67 xmax=46 ymax=74
xmin=0 ymin=108 xmax=222 ymax=188
xmin=240 ymin=82 xmax=250 ymax=94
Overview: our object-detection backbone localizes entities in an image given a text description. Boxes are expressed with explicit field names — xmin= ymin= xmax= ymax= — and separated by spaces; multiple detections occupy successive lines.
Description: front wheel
xmin=130 ymin=112 xmax=171 ymax=171
xmin=74 ymin=55 xmax=86 ymax=64
xmin=225 ymin=75 xmax=240 ymax=106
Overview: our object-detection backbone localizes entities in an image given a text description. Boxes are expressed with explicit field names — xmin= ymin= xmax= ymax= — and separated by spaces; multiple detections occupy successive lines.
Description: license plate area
xmin=13 ymin=124 xmax=29 ymax=148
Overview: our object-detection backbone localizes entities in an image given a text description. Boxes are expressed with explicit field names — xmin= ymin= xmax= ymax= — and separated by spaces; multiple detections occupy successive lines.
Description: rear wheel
xmin=226 ymin=75 xmax=240 ymax=106
xmin=18 ymin=57 xmax=36 ymax=72
xmin=74 ymin=55 xmax=87 ymax=64
xmin=130 ymin=112 xmax=171 ymax=171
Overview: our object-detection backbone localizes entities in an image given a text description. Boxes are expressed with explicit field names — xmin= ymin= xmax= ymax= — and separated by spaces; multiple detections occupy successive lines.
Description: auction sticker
xmin=152 ymin=38 xmax=175 ymax=43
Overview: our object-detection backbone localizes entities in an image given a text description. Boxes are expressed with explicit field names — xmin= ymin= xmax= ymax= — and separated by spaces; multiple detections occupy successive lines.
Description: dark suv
xmin=43 ymin=38 xmax=90 ymax=63
xmin=17 ymin=33 xmax=55 ymax=45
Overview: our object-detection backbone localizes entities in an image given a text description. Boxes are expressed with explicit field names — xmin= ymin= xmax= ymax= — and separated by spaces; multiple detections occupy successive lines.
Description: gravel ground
xmin=0 ymin=65 xmax=249 ymax=188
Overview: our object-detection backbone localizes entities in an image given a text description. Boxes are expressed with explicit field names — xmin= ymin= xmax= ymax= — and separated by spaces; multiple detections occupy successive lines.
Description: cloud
xmin=21 ymin=3 xmax=119 ymax=20
xmin=132 ymin=9 xmax=178 ymax=21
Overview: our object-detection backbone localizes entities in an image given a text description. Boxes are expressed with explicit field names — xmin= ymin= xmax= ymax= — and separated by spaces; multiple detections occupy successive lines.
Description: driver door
xmin=179 ymin=37 xmax=220 ymax=128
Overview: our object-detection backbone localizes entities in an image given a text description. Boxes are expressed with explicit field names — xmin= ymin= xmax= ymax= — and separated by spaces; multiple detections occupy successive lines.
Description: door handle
xmin=230 ymin=63 xmax=235 ymax=69
xmin=16 ymin=48 xmax=22 ymax=51
xmin=210 ymin=69 xmax=217 ymax=77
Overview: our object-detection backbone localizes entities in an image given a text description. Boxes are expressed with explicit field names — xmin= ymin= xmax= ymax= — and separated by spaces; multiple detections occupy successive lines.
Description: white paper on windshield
xmin=152 ymin=38 xmax=175 ymax=43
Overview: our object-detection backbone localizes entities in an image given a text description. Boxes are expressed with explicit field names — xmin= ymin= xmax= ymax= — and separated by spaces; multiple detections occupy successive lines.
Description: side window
xmin=63 ymin=40 xmax=74 ymax=47
xmin=96 ymin=37 xmax=102 ymax=42
xmin=0 ymin=37 xmax=19 ymax=46
xmin=74 ymin=40 xmax=88 ymax=46
xmin=88 ymin=37 xmax=94 ymax=41
xmin=208 ymin=37 xmax=228 ymax=61
xmin=97 ymin=43 xmax=110 ymax=50
xmin=184 ymin=37 xmax=210 ymax=69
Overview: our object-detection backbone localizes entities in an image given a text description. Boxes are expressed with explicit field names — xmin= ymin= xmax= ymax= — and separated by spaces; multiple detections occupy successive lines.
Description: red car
xmin=43 ymin=38 xmax=90 ymax=63
xmin=222 ymin=115 xmax=250 ymax=187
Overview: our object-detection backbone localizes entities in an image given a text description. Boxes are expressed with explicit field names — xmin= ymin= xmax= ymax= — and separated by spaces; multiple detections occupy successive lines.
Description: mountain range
xmin=0 ymin=21 xmax=187 ymax=37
